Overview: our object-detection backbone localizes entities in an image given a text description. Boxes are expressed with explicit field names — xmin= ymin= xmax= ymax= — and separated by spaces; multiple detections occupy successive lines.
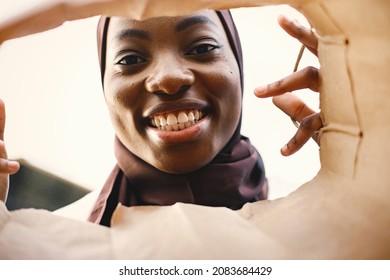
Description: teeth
xmin=159 ymin=116 xmax=167 ymax=127
xmin=193 ymin=110 xmax=199 ymax=121
xmin=178 ymin=112 xmax=188 ymax=123
xmin=188 ymin=112 xmax=195 ymax=122
xmin=151 ymin=109 xmax=204 ymax=131
xmin=167 ymin=114 xmax=177 ymax=125
xmin=154 ymin=117 xmax=160 ymax=127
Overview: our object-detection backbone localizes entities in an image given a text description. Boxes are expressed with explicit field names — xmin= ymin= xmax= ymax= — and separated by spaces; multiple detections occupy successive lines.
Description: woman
xmin=88 ymin=10 xmax=320 ymax=226
xmin=88 ymin=10 xmax=267 ymax=226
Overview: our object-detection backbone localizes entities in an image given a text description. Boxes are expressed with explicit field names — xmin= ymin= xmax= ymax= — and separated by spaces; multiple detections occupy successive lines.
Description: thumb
xmin=0 ymin=99 xmax=19 ymax=170
xmin=0 ymin=99 xmax=5 ymax=142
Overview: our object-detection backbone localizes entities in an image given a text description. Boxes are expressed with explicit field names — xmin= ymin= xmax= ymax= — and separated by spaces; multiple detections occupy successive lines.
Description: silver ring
xmin=291 ymin=117 xmax=300 ymax=128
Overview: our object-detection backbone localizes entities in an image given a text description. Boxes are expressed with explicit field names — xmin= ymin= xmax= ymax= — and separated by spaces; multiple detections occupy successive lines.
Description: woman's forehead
xmin=107 ymin=10 xmax=223 ymax=38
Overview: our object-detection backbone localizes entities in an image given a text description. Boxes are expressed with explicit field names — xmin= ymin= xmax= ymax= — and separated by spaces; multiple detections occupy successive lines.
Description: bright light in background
xmin=0 ymin=3 xmax=320 ymax=200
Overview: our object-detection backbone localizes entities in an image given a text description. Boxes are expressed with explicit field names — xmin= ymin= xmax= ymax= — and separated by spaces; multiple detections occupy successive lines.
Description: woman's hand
xmin=0 ymin=99 xmax=20 ymax=203
xmin=254 ymin=15 xmax=322 ymax=156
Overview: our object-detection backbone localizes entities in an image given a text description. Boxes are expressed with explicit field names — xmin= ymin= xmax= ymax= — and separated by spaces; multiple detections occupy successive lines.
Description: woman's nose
xmin=144 ymin=55 xmax=195 ymax=95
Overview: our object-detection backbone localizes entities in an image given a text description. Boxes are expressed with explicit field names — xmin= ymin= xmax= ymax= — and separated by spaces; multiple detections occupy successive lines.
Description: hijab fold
xmin=88 ymin=10 xmax=268 ymax=226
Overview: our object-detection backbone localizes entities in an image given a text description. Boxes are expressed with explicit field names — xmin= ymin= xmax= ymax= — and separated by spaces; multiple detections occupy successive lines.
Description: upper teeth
xmin=151 ymin=109 xmax=203 ymax=131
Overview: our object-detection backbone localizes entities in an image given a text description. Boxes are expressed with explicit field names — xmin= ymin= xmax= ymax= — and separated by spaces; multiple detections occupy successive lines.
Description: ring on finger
xmin=291 ymin=117 xmax=300 ymax=128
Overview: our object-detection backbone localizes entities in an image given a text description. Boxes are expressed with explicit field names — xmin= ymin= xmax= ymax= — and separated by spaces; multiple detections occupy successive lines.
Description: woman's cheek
xmin=210 ymin=63 xmax=241 ymax=105
xmin=105 ymin=75 xmax=138 ymax=105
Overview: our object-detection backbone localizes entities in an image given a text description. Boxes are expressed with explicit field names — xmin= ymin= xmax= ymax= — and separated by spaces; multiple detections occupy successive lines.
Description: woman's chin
xmin=153 ymin=158 xmax=212 ymax=174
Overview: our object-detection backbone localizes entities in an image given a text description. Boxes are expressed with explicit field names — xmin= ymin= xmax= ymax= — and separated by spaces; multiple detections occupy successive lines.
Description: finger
xmin=1 ymin=0 xmax=227 ymax=44
xmin=0 ymin=99 xmax=5 ymax=141
xmin=0 ymin=102 xmax=19 ymax=173
xmin=0 ymin=158 xmax=20 ymax=174
xmin=281 ymin=112 xmax=323 ymax=156
xmin=277 ymin=14 xmax=318 ymax=56
xmin=272 ymin=94 xmax=316 ymax=123
xmin=0 ymin=100 xmax=7 ymax=161
xmin=0 ymin=141 xmax=15 ymax=172
xmin=0 ymin=0 xmax=108 ymax=44
xmin=254 ymin=66 xmax=319 ymax=97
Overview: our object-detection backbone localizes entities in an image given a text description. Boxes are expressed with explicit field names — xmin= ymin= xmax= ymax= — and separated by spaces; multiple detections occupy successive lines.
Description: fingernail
xmin=278 ymin=14 xmax=287 ymax=21
xmin=8 ymin=161 xmax=20 ymax=171
xmin=278 ymin=14 xmax=290 ymax=24
xmin=281 ymin=145 xmax=289 ymax=156
xmin=254 ymin=86 xmax=266 ymax=96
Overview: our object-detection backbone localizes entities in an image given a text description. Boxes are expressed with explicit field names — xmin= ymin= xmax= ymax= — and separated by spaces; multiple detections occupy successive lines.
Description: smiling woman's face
xmin=104 ymin=10 xmax=241 ymax=173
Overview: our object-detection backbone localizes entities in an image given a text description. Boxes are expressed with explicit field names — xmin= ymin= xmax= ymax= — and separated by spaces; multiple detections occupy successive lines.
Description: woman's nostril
xmin=178 ymin=85 xmax=191 ymax=94
xmin=151 ymin=85 xmax=190 ymax=96
xmin=152 ymin=90 xmax=167 ymax=95
xmin=146 ymin=79 xmax=192 ymax=95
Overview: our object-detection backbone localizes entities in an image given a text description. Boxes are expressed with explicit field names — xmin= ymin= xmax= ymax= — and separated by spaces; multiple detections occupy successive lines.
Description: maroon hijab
xmin=89 ymin=11 xmax=268 ymax=226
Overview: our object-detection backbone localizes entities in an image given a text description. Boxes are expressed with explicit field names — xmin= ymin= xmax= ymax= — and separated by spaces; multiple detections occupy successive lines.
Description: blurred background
xmin=0 ymin=2 xmax=320 ymax=215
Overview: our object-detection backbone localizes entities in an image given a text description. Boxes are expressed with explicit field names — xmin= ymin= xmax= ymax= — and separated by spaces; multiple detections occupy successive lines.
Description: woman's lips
xmin=144 ymin=99 xmax=210 ymax=144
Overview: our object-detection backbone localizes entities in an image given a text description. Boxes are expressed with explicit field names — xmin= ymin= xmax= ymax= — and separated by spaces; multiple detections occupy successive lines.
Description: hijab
xmin=89 ymin=11 xmax=268 ymax=226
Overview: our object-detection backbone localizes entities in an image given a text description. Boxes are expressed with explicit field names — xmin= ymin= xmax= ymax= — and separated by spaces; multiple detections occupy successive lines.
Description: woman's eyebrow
xmin=175 ymin=15 xmax=216 ymax=32
xmin=115 ymin=29 xmax=151 ymax=41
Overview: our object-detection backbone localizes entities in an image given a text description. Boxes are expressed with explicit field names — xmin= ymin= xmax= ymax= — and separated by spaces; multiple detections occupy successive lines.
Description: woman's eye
xmin=116 ymin=55 xmax=146 ymax=65
xmin=187 ymin=44 xmax=220 ymax=55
